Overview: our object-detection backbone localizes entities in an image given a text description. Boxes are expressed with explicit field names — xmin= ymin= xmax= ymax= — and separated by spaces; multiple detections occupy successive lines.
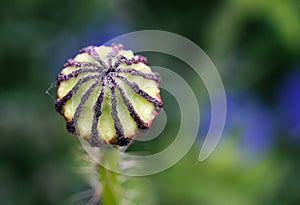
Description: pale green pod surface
xmin=55 ymin=43 xmax=163 ymax=146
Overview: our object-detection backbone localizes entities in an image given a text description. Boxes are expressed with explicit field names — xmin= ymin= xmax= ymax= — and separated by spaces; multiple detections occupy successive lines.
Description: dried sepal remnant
xmin=55 ymin=43 xmax=163 ymax=147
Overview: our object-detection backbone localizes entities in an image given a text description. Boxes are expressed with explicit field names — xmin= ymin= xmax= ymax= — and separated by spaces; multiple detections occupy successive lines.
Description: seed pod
xmin=55 ymin=43 xmax=163 ymax=147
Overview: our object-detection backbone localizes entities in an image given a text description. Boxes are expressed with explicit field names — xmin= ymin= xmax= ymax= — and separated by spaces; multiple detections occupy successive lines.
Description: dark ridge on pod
xmin=66 ymin=120 xmax=76 ymax=134
xmin=115 ymin=55 xmax=136 ymax=65
xmin=69 ymin=80 xmax=101 ymax=138
xmin=64 ymin=59 xmax=100 ymax=68
xmin=89 ymin=82 xmax=106 ymax=147
xmin=55 ymin=91 xmax=74 ymax=113
xmin=55 ymin=74 xmax=100 ymax=114
xmin=109 ymin=77 xmax=127 ymax=145
xmin=136 ymin=89 xmax=164 ymax=109
xmin=94 ymin=100 xmax=102 ymax=118
xmin=116 ymin=136 xmax=130 ymax=146
xmin=116 ymin=67 xmax=161 ymax=82
xmin=64 ymin=59 xmax=83 ymax=68
xmin=56 ymin=68 xmax=99 ymax=86
xmin=115 ymin=55 xmax=148 ymax=66
xmin=107 ymin=43 xmax=122 ymax=59
xmin=131 ymin=55 xmax=148 ymax=64
xmin=88 ymin=137 xmax=102 ymax=147
xmin=80 ymin=46 xmax=108 ymax=69
xmin=115 ymin=74 xmax=163 ymax=109
xmin=111 ymin=78 xmax=150 ymax=130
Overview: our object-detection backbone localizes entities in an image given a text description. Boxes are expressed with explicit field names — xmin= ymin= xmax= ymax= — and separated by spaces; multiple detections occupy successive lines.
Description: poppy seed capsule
xmin=55 ymin=43 xmax=163 ymax=147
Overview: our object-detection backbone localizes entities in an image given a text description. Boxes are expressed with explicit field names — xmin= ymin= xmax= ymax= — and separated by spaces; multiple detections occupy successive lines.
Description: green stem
xmin=98 ymin=146 xmax=122 ymax=205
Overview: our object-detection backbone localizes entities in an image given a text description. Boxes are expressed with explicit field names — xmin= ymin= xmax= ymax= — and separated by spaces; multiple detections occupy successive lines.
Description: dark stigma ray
xmin=107 ymin=46 xmax=120 ymax=66
xmin=115 ymin=55 xmax=132 ymax=66
xmin=56 ymin=68 xmax=99 ymax=86
xmin=116 ymin=67 xmax=161 ymax=82
xmin=89 ymin=81 xmax=106 ymax=147
xmin=110 ymin=77 xmax=149 ymax=130
xmin=130 ymin=55 xmax=148 ymax=64
xmin=107 ymin=48 xmax=118 ymax=59
xmin=55 ymin=74 xmax=101 ymax=114
xmin=64 ymin=59 xmax=101 ymax=68
xmin=107 ymin=58 xmax=112 ymax=69
xmin=107 ymin=44 xmax=122 ymax=67
xmin=66 ymin=80 xmax=101 ymax=134
xmin=115 ymin=75 xmax=163 ymax=109
xmin=108 ymin=77 xmax=130 ymax=146
xmin=80 ymin=46 xmax=108 ymax=69
xmin=114 ymin=54 xmax=148 ymax=67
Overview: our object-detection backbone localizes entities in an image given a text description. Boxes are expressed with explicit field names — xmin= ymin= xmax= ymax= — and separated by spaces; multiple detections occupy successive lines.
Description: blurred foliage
xmin=1 ymin=0 xmax=300 ymax=204
xmin=152 ymin=140 xmax=286 ymax=205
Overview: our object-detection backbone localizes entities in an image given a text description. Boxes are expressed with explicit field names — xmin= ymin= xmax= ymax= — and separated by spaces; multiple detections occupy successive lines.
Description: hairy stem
xmin=98 ymin=146 xmax=122 ymax=205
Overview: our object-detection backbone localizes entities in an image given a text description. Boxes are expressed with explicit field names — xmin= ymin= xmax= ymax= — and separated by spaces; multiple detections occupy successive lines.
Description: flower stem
xmin=98 ymin=146 xmax=122 ymax=205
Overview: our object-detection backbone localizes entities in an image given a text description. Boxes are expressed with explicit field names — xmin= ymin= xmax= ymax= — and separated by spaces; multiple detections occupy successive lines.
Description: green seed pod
xmin=55 ymin=43 xmax=163 ymax=147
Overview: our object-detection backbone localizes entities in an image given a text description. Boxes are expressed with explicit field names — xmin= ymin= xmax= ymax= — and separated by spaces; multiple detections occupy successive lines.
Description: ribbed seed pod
xmin=55 ymin=43 xmax=163 ymax=147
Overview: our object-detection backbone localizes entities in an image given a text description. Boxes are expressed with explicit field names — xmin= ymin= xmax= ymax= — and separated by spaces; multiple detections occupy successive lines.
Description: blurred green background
xmin=1 ymin=0 xmax=300 ymax=204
